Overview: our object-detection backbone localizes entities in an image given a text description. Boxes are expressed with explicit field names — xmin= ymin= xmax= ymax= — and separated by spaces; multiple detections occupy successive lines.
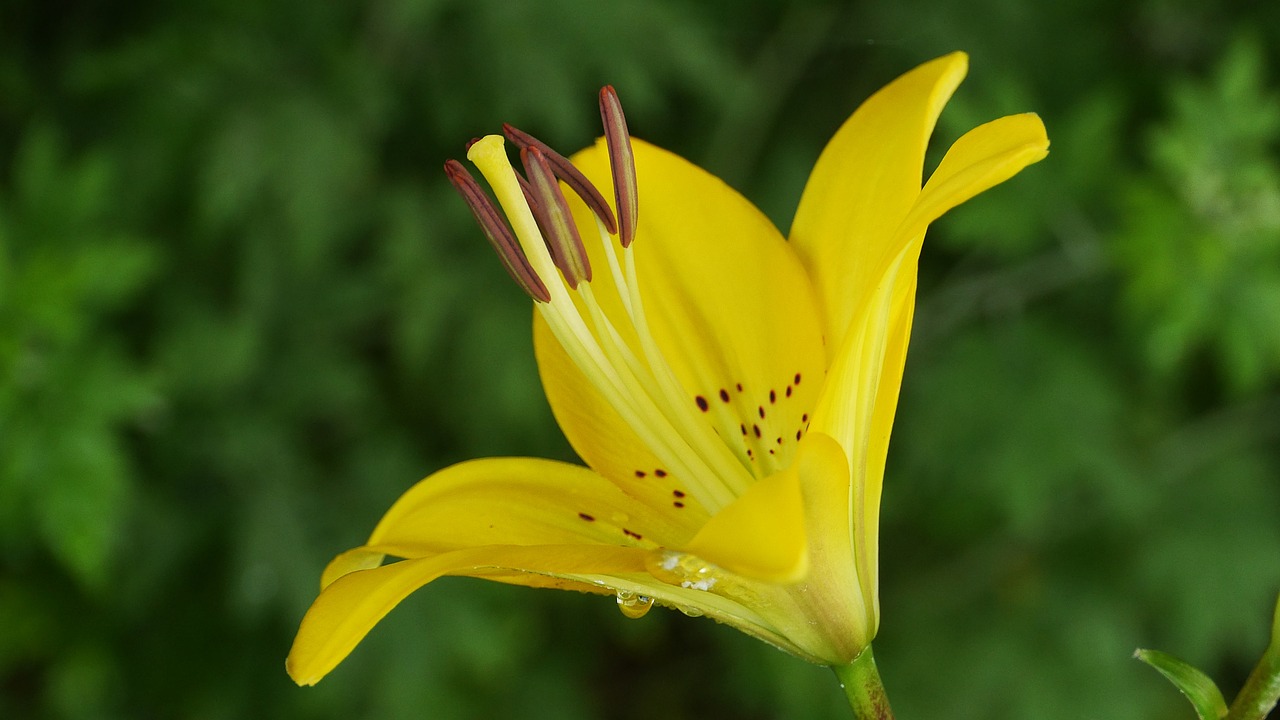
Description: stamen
xmin=503 ymin=123 xmax=618 ymax=234
xmin=599 ymin=85 xmax=638 ymax=248
xmin=521 ymin=147 xmax=592 ymax=288
xmin=443 ymin=159 xmax=551 ymax=303
xmin=465 ymin=133 xmax=752 ymax=511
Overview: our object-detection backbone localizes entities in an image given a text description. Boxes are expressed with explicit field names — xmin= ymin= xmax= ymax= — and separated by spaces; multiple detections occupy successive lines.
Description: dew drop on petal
xmin=646 ymin=550 xmax=719 ymax=592
xmin=615 ymin=589 xmax=654 ymax=619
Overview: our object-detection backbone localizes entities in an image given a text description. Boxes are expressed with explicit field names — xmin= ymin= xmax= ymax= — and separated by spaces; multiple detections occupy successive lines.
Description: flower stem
xmin=832 ymin=646 xmax=894 ymax=720
xmin=1226 ymin=593 xmax=1280 ymax=720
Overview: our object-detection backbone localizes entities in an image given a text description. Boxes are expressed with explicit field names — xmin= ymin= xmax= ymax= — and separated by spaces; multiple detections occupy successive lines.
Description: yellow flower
xmin=286 ymin=52 xmax=1048 ymax=686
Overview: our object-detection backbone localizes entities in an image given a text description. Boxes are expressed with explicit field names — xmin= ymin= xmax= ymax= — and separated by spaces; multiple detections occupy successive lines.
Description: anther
xmin=522 ymin=147 xmax=592 ymax=287
xmin=444 ymin=159 xmax=551 ymax=303
xmin=599 ymin=85 xmax=638 ymax=248
xmin=503 ymin=123 xmax=618 ymax=235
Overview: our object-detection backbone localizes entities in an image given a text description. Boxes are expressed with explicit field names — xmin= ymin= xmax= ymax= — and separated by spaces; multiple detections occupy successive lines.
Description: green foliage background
xmin=2 ymin=1 xmax=1279 ymax=718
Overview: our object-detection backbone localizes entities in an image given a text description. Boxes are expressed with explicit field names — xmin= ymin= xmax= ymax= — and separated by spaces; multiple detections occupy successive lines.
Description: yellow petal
xmin=791 ymin=432 xmax=873 ymax=658
xmin=290 ymin=456 xmax=840 ymax=685
xmin=544 ymin=138 xmax=827 ymax=489
xmin=360 ymin=457 xmax=696 ymax=560
xmin=805 ymin=238 xmax=919 ymax=614
xmin=852 ymin=263 xmax=916 ymax=624
xmin=789 ymin=52 xmax=968 ymax=355
xmin=812 ymin=114 xmax=1048 ymax=578
xmin=894 ymin=113 xmax=1049 ymax=244
xmin=685 ymin=453 xmax=808 ymax=583
xmin=287 ymin=544 xmax=649 ymax=686
xmin=320 ymin=547 xmax=385 ymax=589
xmin=534 ymin=313 xmax=713 ymax=526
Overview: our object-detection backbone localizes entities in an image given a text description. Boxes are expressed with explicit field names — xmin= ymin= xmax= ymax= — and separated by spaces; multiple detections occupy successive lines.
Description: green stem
xmin=1226 ymin=593 xmax=1280 ymax=720
xmin=832 ymin=645 xmax=894 ymax=720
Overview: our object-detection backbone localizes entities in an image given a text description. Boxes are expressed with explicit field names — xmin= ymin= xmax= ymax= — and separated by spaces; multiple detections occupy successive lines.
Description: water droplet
xmin=676 ymin=605 xmax=704 ymax=618
xmin=646 ymin=550 xmax=718 ymax=591
xmin=643 ymin=549 xmax=763 ymax=607
xmin=615 ymin=589 xmax=654 ymax=619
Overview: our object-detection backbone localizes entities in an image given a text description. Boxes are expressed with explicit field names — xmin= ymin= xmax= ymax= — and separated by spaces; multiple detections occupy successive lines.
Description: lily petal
xmin=539 ymin=138 xmax=827 ymax=498
xmin=534 ymin=313 xmax=713 ymax=529
xmin=805 ymin=236 xmax=919 ymax=603
xmin=287 ymin=544 xmax=650 ymax=686
xmin=894 ymin=113 xmax=1050 ymax=245
xmin=789 ymin=51 xmax=968 ymax=355
xmin=791 ymin=432 xmax=870 ymax=659
xmin=685 ymin=455 xmax=808 ymax=583
xmin=853 ymin=262 xmax=916 ymax=620
xmin=355 ymin=456 xmax=694 ymax=558
xmin=831 ymin=112 xmax=1049 ymax=605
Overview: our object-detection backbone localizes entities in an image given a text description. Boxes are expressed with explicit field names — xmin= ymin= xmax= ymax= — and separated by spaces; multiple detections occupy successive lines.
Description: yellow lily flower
xmin=286 ymin=51 xmax=1048 ymax=686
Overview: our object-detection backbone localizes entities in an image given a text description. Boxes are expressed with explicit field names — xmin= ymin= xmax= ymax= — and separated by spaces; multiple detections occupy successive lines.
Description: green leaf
xmin=1135 ymin=648 xmax=1229 ymax=720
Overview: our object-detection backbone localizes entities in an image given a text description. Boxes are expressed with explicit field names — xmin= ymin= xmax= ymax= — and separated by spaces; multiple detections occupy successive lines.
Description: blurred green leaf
xmin=0 ymin=126 xmax=157 ymax=589
xmin=1114 ymin=36 xmax=1280 ymax=393
xmin=1135 ymin=648 xmax=1228 ymax=720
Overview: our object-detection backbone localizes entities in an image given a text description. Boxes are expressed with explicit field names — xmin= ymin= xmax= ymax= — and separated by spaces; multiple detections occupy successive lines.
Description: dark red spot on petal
xmin=695 ymin=396 xmax=709 ymax=412
xmin=757 ymin=406 xmax=765 ymax=419
xmin=654 ymin=469 xmax=667 ymax=478
xmin=635 ymin=470 xmax=646 ymax=478
xmin=785 ymin=386 xmax=793 ymax=398
xmin=740 ymin=423 xmax=747 ymax=435
xmin=768 ymin=449 xmax=775 ymax=455
xmin=673 ymin=501 xmax=685 ymax=508
xmin=769 ymin=390 xmax=776 ymax=404
xmin=752 ymin=424 xmax=762 ymax=438
xmin=736 ymin=383 xmax=743 ymax=392
xmin=623 ymin=528 xmax=642 ymax=540
xmin=794 ymin=373 xmax=802 ymax=385
xmin=719 ymin=388 xmax=730 ymax=402
xmin=801 ymin=413 xmax=809 ymax=423
xmin=672 ymin=489 xmax=685 ymax=498
xmin=796 ymin=430 xmax=802 ymax=440
xmin=578 ymin=512 xmax=595 ymax=522
xmin=776 ymin=437 xmax=783 ymax=445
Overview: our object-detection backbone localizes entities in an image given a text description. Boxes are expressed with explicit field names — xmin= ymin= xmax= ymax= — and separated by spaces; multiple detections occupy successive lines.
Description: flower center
xmin=444 ymin=87 xmax=759 ymax=514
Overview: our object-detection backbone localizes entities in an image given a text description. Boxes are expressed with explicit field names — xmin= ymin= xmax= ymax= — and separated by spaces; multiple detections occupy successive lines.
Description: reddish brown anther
xmin=521 ymin=147 xmax=592 ymax=288
xmin=444 ymin=159 xmax=551 ymax=303
xmin=599 ymin=85 xmax=638 ymax=248
xmin=503 ymin=123 xmax=618 ymax=235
